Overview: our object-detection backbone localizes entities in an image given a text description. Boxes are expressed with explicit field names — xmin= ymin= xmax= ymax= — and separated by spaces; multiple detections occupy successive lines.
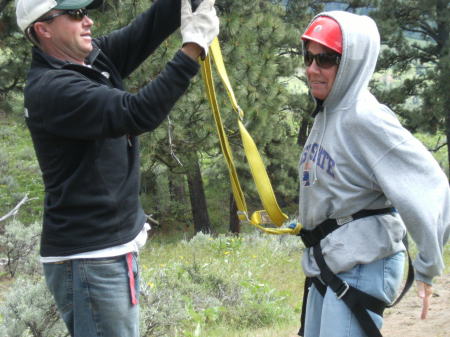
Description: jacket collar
xmin=31 ymin=41 xmax=101 ymax=69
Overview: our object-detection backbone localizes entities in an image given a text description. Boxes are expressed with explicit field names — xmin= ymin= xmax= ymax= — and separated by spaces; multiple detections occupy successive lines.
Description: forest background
xmin=0 ymin=0 xmax=449 ymax=336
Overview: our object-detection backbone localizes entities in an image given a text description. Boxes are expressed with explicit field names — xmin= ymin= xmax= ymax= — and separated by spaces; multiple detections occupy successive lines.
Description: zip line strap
xmin=200 ymin=54 xmax=247 ymax=216
xmin=201 ymin=37 xmax=302 ymax=234
xmin=208 ymin=38 xmax=243 ymax=119
xmin=238 ymin=120 xmax=288 ymax=227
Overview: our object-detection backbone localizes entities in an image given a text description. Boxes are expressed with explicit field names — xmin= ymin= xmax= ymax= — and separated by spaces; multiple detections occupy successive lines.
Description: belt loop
xmin=126 ymin=252 xmax=138 ymax=306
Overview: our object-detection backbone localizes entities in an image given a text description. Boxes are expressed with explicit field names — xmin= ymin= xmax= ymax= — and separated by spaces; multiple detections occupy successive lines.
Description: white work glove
xmin=180 ymin=0 xmax=220 ymax=57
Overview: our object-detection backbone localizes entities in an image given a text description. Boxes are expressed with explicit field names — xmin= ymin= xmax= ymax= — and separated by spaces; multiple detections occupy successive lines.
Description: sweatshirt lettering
xmin=300 ymin=143 xmax=336 ymax=180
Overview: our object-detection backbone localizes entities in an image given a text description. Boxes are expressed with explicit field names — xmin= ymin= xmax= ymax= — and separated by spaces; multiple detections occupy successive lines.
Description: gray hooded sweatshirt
xmin=299 ymin=11 xmax=450 ymax=285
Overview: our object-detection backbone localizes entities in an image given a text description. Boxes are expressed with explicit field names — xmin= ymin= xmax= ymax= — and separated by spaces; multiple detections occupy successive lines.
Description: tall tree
xmin=185 ymin=150 xmax=212 ymax=233
xmin=0 ymin=0 xmax=30 ymax=115
xmin=370 ymin=0 xmax=450 ymax=178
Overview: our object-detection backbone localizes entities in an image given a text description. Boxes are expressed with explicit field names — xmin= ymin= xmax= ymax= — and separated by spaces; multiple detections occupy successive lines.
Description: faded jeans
xmin=304 ymin=251 xmax=405 ymax=337
xmin=43 ymin=253 xmax=140 ymax=337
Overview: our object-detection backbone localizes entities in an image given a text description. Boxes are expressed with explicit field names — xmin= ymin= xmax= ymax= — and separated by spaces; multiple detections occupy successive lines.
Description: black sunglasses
xmin=303 ymin=51 xmax=341 ymax=69
xmin=38 ymin=8 xmax=88 ymax=23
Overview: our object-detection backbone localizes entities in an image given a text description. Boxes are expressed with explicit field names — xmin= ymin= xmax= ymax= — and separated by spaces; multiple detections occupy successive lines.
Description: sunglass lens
xmin=304 ymin=52 xmax=339 ymax=69
xmin=317 ymin=54 xmax=337 ymax=68
xmin=303 ymin=52 xmax=313 ymax=67
xmin=316 ymin=54 xmax=329 ymax=68
xmin=68 ymin=9 xmax=88 ymax=20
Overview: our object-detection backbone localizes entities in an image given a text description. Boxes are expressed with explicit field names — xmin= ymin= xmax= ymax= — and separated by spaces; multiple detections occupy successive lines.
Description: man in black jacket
xmin=15 ymin=0 xmax=219 ymax=336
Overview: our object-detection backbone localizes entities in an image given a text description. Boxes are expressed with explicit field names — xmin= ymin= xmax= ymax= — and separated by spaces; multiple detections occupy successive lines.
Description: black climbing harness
xmin=297 ymin=208 xmax=414 ymax=337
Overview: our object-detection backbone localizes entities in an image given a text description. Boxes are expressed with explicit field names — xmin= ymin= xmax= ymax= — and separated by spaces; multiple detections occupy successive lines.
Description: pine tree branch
xmin=429 ymin=138 xmax=447 ymax=153
xmin=154 ymin=153 xmax=187 ymax=174
xmin=0 ymin=0 xmax=12 ymax=14
xmin=146 ymin=214 xmax=159 ymax=226
xmin=0 ymin=194 xmax=36 ymax=222
xmin=400 ymin=23 xmax=439 ymax=44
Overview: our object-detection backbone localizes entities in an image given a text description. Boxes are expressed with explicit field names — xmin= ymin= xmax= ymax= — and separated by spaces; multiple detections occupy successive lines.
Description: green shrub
xmin=0 ymin=220 xmax=41 ymax=278
xmin=0 ymin=277 xmax=68 ymax=337
xmin=0 ymin=120 xmax=43 ymax=224
xmin=139 ymin=232 xmax=300 ymax=336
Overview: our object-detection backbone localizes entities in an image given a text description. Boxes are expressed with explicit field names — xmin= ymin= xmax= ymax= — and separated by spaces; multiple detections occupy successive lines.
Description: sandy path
xmin=382 ymin=272 xmax=450 ymax=337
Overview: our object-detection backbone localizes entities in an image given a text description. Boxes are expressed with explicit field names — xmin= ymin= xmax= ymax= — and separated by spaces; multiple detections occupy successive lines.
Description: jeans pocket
xmin=383 ymin=251 xmax=405 ymax=303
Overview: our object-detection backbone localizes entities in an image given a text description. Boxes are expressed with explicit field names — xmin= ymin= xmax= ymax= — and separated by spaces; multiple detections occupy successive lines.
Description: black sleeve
xmin=94 ymin=0 xmax=181 ymax=78
xmin=39 ymin=51 xmax=198 ymax=139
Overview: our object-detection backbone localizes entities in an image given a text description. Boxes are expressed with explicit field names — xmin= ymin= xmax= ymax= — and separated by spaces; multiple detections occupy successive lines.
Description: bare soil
xmin=382 ymin=272 xmax=450 ymax=337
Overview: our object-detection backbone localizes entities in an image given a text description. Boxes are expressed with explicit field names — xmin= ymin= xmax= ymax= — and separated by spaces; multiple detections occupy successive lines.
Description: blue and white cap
xmin=16 ymin=0 xmax=101 ymax=32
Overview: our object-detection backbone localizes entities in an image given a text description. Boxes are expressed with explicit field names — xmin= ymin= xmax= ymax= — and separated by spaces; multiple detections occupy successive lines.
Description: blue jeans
xmin=304 ymin=251 xmax=405 ymax=337
xmin=43 ymin=253 xmax=140 ymax=337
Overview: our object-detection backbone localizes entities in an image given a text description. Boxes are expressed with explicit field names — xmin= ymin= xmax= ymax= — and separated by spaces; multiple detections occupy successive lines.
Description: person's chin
xmin=311 ymin=90 xmax=327 ymax=100
xmin=82 ymin=43 xmax=93 ymax=55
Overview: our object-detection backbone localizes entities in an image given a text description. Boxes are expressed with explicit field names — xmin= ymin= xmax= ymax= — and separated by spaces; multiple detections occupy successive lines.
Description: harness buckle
xmin=336 ymin=281 xmax=350 ymax=299
xmin=237 ymin=211 xmax=251 ymax=225
xmin=337 ymin=216 xmax=353 ymax=226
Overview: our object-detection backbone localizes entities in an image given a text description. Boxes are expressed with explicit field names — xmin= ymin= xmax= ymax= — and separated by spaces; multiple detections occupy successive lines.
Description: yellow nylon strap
xmin=208 ymin=38 xmax=243 ymax=119
xmin=200 ymin=54 xmax=247 ymax=217
xmin=238 ymin=120 xmax=288 ymax=227
xmin=201 ymin=37 xmax=302 ymax=235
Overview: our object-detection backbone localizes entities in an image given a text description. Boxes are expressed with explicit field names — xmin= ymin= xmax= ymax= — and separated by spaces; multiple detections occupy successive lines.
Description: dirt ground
xmin=382 ymin=272 xmax=450 ymax=337
xmin=287 ymin=272 xmax=450 ymax=337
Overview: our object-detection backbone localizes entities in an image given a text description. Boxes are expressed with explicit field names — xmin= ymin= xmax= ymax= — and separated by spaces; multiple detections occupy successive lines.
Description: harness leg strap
xmin=313 ymin=244 xmax=386 ymax=337
xmin=297 ymin=209 xmax=414 ymax=337
xmin=298 ymin=277 xmax=329 ymax=336
xmin=298 ymin=277 xmax=311 ymax=336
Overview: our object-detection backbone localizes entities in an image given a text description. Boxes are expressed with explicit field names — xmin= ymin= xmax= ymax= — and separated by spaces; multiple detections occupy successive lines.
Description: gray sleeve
xmin=371 ymin=136 xmax=450 ymax=284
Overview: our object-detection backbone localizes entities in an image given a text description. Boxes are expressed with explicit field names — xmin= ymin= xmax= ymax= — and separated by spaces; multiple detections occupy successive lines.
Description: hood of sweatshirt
xmin=311 ymin=11 xmax=381 ymax=111
xmin=299 ymin=11 xmax=385 ymax=227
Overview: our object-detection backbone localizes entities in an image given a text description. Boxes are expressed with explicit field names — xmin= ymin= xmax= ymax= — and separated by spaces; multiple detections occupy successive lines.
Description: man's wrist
xmin=181 ymin=43 xmax=203 ymax=61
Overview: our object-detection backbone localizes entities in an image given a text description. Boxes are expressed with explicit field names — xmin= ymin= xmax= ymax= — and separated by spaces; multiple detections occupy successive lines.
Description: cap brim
xmin=87 ymin=0 xmax=103 ymax=9
xmin=54 ymin=0 xmax=103 ymax=10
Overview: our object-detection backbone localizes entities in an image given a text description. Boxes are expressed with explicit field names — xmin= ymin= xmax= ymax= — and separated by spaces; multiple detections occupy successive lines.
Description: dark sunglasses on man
xmin=303 ymin=51 xmax=341 ymax=69
xmin=37 ymin=8 xmax=88 ymax=23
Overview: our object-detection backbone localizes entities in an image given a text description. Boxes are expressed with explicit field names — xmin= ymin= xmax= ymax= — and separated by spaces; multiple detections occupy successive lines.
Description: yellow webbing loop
xmin=200 ymin=54 xmax=247 ymax=214
xmin=200 ymin=38 xmax=302 ymax=235
xmin=238 ymin=120 xmax=288 ymax=227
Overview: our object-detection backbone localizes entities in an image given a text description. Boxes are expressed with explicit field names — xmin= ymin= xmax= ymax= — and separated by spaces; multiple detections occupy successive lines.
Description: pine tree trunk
xmin=446 ymin=114 xmax=450 ymax=183
xmin=186 ymin=152 xmax=211 ymax=234
xmin=229 ymin=193 xmax=240 ymax=234
xmin=168 ymin=171 xmax=190 ymax=226
xmin=436 ymin=0 xmax=450 ymax=183
xmin=169 ymin=171 xmax=185 ymax=204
